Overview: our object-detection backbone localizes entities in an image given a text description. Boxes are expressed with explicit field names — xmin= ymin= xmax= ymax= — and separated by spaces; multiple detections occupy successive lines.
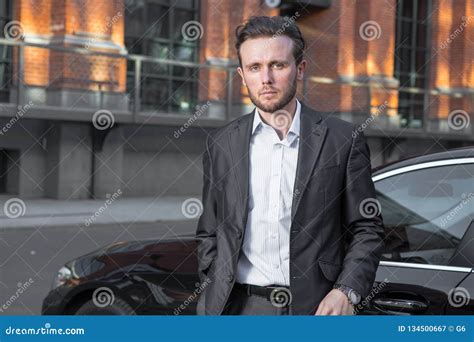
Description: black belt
xmin=234 ymin=282 xmax=291 ymax=305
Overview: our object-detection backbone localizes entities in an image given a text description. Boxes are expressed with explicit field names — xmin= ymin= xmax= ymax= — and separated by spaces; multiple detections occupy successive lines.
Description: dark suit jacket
xmin=195 ymin=102 xmax=385 ymax=315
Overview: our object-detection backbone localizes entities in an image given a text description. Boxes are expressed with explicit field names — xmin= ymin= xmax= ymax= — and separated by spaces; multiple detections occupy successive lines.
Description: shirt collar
xmin=252 ymin=99 xmax=301 ymax=137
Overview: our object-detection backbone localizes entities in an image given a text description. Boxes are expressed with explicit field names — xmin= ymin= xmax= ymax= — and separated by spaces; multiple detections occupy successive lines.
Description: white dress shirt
xmin=235 ymin=100 xmax=301 ymax=287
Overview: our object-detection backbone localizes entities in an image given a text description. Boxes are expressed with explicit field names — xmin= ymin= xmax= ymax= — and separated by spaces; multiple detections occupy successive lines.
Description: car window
xmin=375 ymin=163 xmax=474 ymax=266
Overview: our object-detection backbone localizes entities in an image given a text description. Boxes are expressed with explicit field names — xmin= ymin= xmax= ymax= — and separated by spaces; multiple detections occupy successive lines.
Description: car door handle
xmin=373 ymin=298 xmax=428 ymax=313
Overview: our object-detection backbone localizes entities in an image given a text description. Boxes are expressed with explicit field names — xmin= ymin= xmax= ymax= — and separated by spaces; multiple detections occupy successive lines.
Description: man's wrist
xmin=333 ymin=284 xmax=361 ymax=305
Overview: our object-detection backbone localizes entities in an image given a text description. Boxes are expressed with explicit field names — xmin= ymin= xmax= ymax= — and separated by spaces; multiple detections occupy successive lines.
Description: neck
xmin=258 ymin=98 xmax=297 ymax=140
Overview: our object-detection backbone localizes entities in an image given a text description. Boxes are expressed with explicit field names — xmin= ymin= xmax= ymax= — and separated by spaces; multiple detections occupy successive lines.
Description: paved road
xmin=0 ymin=220 xmax=197 ymax=315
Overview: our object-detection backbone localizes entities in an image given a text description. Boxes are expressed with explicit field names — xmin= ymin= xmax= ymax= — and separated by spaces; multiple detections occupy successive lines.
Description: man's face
xmin=237 ymin=36 xmax=305 ymax=113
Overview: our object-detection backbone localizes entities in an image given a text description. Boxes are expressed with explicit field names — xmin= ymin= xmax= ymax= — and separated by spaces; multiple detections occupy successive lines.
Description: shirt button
xmin=271 ymin=233 xmax=277 ymax=239
xmin=227 ymin=275 xmax=234 ymax=283
xmin=273 ymin=264 xmax=279 ymax=269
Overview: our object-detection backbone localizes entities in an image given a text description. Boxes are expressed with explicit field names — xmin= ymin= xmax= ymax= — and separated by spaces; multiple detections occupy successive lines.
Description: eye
xmin=272 ymin=63 xmax=284 ymax=69
xmin=249 ymin=65 xmax=259 ymax=71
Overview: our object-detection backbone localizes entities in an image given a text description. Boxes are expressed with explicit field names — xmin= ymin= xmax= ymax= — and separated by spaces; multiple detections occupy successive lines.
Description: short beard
xmin=247 ymin=76 xmax=297 ymax=113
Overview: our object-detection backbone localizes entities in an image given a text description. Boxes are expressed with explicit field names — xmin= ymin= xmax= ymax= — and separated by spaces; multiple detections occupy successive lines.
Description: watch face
xmin=349 ymin=291 xmax=360 ymax=304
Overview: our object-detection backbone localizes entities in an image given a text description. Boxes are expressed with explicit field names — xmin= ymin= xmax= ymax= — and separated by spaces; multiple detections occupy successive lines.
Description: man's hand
xmin=314 ymin=289 xmax=354 ymax=315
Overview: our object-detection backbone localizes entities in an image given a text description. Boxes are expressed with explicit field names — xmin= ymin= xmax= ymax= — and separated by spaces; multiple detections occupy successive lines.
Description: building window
xmin=0 ymin=0 xmax=13 ymax=102
xmin=0 ymin=0 xmax=13 ymax=33
xmin=124 ymin=0 xmax=200 ymax=113
xmin=394 ymin=0 xmax=432 ymax=128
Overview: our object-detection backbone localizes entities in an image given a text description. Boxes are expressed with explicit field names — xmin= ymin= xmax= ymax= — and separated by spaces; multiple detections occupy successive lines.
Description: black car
xmin=42 ymin=147 xmax=474 ymax=315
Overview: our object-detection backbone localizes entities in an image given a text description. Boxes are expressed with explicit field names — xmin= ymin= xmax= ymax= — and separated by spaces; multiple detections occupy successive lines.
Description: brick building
xmin=0 ymin=0 xmax=472 ymax=199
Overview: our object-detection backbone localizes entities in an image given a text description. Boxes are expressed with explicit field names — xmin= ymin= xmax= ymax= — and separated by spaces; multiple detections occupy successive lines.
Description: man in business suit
xmin=195 ymin=16 xmax=384 ymax=315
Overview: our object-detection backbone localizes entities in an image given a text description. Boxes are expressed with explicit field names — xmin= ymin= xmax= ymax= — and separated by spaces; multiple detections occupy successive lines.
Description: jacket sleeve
xmin=336 ymin=129 xmax=385 ymax=299
xmin=195 ymin=135 xmax=218 ymax=284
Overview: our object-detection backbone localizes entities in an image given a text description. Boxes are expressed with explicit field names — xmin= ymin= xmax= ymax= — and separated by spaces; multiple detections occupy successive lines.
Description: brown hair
xmin=235 ymin=15 xmax=305 ymax=66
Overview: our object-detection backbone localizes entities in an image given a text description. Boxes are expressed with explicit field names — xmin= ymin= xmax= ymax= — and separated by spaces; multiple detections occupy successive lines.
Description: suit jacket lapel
xmin=227 ymin=110 xmax=254 ymax=228
xmin=290 ymin=103 xmax=327 ymax=222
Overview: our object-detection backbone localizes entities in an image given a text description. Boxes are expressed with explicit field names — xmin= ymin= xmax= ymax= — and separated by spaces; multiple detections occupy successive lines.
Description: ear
xmin=237 ymin=67 xmax=247 ymax=86
xmin=296 ymin=60 xmax=306 ymax=81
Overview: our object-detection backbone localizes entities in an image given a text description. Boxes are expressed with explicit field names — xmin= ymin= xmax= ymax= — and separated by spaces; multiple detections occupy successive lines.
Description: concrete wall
xmin=0 ymin=118 xmax=208 ymax=199
xmin=93 ymin=125 xmax=207 ymax=198
xmin=0 ymin=118 xmax=47 ymax=198
xmin=44 ymin=122 xmax=93 ymax=199
xmin=1 ymin=117 xmax=471 ymax=199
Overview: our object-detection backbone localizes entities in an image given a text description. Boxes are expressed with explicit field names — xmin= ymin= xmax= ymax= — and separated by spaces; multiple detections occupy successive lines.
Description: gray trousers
xmin=222 ymin=285 xmax=292 ymax=315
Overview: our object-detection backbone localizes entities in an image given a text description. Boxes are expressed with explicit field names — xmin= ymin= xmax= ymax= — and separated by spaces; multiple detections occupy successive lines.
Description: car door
xmin=358 ymin=158 xmax=474 ymax=315
xmin=446 ymin=220 xmax=474 ymax=314
xmin=125 ymin=240 xmax=199 ymax=315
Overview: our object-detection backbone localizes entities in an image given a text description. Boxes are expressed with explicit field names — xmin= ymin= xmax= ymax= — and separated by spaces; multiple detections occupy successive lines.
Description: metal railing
xmin=0 ymin=38 xmax=243 ymax=125
xmin=0 ymin=38 xmax=472 ymax=138
xmin=304 ymin=75 xmax=474 ymax=137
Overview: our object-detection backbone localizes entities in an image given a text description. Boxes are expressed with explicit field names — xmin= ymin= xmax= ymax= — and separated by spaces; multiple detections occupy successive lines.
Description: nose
xmin=261 ymin=66 xmax=273 ymax=85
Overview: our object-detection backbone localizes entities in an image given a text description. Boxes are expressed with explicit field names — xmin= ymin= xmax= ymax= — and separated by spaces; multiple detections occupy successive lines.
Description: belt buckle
xmin=246 ymin=284 xmax=251 ymax=296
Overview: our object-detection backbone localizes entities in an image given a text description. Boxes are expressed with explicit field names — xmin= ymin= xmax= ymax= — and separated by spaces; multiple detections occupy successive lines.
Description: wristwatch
xmin=333 ymin=284 xmax=361 ymax=305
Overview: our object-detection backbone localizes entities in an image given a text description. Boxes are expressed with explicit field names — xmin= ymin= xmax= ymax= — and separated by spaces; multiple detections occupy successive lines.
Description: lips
xmin=260 ymin=90 xmax=277 ymax=95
